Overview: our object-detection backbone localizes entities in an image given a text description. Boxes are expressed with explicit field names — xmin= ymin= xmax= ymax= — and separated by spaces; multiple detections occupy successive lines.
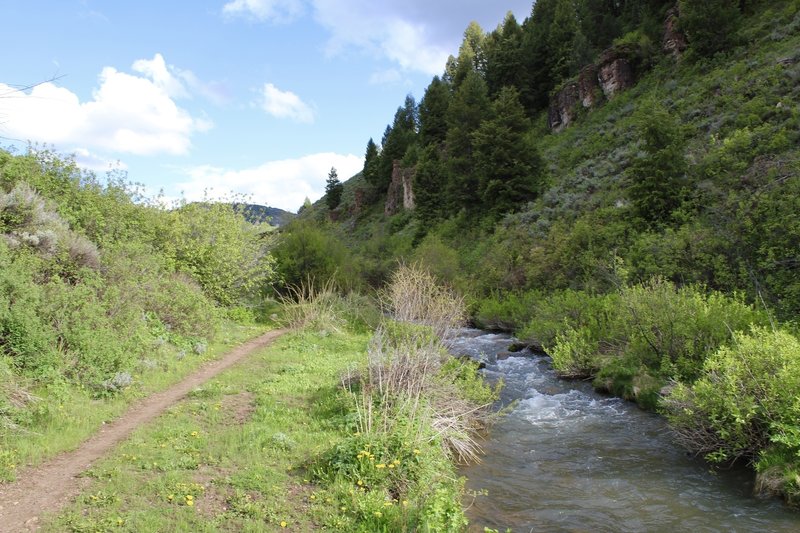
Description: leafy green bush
xmin=664 ymin=327 xmax=800 ymax=505
xmin=157 ymin=201 xmax=275 ymax=306
xmin=474 ymin=290 xmax=539 ymax=332
xmin=618 ymin=278 xmax=767 ymax=382
xmin=272 ymin=220 xmax=359 ymax=292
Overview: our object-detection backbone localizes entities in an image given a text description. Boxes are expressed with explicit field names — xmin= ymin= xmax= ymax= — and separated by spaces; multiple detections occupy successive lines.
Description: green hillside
xmin=289 ymin=0 xmax=800 ymax=505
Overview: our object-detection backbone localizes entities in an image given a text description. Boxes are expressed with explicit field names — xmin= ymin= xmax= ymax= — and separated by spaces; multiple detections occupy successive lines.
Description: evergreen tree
xmin=679 ymin=0 xmax=741 ymax=56
xmin=473 ymin=87 xmax=543 ymax=216
xmin=627 ymin=100 xmax=688 ymax=226
xmin=325 ymin=167 xmax=343 ymax=211
xmin=445 ymin=70 xmax=490 ymax=213
xmin=363 ymin=138 xmax=379 ymax=186
xmin=413 ymin=145 xmax=446 ymax=226
xmin=375 ymin=95 xmax=418 ymax=192
xmin=446 ymin=21 xmax=487 ymax=89
xmin=485 ymin=12 xmax=524 ymax=97
xmin=419 ymin=76 xmax=452 ymax=147
xmin=519 ymin=0 xmax=559 ymax=115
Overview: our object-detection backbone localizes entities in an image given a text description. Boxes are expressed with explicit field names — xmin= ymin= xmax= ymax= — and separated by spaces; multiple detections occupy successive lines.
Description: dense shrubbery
xmin=0 ymin=148 xmax=274 ymax=403
xmin=664 ymin=327 xmax=800 ymax=504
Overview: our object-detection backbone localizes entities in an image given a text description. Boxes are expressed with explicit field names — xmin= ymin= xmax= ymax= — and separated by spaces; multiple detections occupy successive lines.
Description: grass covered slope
xmin=0 ymin=148 xmax=276 ymax=479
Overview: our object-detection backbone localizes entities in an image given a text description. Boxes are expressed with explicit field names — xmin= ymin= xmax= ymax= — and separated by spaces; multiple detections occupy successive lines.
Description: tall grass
xmin=355 ymin=264 xmax=495 ymax=464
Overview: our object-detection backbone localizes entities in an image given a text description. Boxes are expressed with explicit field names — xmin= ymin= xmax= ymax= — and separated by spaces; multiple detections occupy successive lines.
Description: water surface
xmin=451 ymin=329 xmax=800 ymax=532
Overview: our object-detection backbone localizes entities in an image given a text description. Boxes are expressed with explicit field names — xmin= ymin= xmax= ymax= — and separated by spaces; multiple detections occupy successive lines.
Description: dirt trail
xmin=0 ymin=329 xmax=286 ymax=532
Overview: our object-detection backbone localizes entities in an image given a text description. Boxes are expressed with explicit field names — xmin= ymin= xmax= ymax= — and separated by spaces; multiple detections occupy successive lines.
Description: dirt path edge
xmin=0 ymin=329 xmax=286 ymax=532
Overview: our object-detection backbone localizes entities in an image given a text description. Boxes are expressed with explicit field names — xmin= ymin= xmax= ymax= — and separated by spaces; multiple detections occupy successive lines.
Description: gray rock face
xmin=384 ymin=160 xmax=415 ymax=216
xmin=597 ymin=48 xmax=635 ymax=98
xmin=548 ymin=82 xmax=580 ymax=133
xmin=662 ymin=7 xmax=688 ymax=58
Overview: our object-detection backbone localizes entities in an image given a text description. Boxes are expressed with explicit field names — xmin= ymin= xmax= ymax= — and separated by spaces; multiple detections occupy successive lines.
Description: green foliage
xmin=679 ymin=0 xmax=742 ymax=56
xmin=157 ymin=202 xmax=274 ymax=307
xmin=325 ymin=167 xmax=344 ymax=211
xmin=272 ymin=220 xmax=358 ymax=291
xmin=410 ymin=234 xmax=460 ymax=284
xmin=474 ymin=290 xmax=539 ymax=332
xmin=626 ymin=99 xmax=689 ymax=226
xmin=473 ymin=87 xmax=544 ymax=216
xmin=665 ymin=328 xmax=800 ymax=479
xmin=418 ymin=76 xmax=451 ymax=146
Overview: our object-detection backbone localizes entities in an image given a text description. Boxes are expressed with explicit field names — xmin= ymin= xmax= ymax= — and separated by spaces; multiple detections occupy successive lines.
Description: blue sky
xmin=1 ymin=0 xmax=532 ymax=211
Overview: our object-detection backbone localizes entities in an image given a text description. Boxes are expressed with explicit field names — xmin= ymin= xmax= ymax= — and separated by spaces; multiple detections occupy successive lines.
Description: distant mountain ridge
xmin=234 ymin=203 xmax=296 ymax=227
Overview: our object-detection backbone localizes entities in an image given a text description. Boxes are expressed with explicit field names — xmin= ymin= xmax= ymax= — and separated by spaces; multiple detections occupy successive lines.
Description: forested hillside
xmin=288 ymin=0 xmax=800 ymax=505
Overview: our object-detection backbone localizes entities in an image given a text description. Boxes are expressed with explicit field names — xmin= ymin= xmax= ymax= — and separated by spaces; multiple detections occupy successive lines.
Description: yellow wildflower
xmin=280 ymin=521 xmax=287 ymax=528
xmin=374 ymin=511 xmax=382 ymax=518
xmin=376 ymin=463 xmax=386 ymax=469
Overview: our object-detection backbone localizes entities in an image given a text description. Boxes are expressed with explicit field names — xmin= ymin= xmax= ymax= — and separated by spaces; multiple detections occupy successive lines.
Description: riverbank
xmin=473 ymin=281 xmax=800 ymax=507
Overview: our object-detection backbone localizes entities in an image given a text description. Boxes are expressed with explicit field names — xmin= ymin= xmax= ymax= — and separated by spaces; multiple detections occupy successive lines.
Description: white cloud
xmin=369 ymin=69 xmax=403 ymax=85
xmin=223 ymin=0 xmax=532 ymax=75
xmin=0 ymin=56 xmax=210 ymax=156
xmin=132 ymin=53 xmax=230 ymax=105
xmin=260 ymin=83 xmax=314 ymax=123
xmin=223 ymin=0 xmax=305 ymax=23
xmin=132 ymin=53 xmax=189 ymax=99
xmin=72 ymin=148 xmax=128 ymax=172
xmin=176 ymin=152 xmax=363 ymax=211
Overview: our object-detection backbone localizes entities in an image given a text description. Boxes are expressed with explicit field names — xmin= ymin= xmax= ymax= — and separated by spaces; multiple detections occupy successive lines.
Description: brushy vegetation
xmin=311 ymin=264 xmax=500 ymax=531
xmin=41 ymin=266 xmax=498 ymax=531
xmin=0 ymin=147 xmax=276 ymax=479
xmin=290 ymin=0 xmax=800 ymax=507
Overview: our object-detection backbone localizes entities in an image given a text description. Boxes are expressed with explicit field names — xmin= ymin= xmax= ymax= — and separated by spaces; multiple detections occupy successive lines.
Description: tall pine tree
xmin=325 ymin=167 xmax=343 ymax=210
xmin=473 ymin=86 xmax=543 ymax=216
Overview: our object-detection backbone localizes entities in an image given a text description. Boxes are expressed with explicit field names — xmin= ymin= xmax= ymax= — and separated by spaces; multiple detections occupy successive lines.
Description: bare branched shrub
xmin=279 ymin=278 xmax=347 ymax=334
xmin=349 ymin=326 xmax=494 ymax=463
xmin=381 ymin=262 xmax=466 ymax=340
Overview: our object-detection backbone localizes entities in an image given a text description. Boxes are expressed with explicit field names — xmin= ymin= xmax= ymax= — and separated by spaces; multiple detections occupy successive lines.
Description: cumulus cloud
xmin=0 ymin=56 xmax=211 ymax=156
xmin=176 ymin=152 xmax=363 ymax=211
xmin=72 ymin=148 xmax=128 ymax=172
xmin=223 ymin=0 xmax=532 ymax=75
xmin=223 ymin=0 xmax=305 ymax=23
xmin=260 ymin=83 xmax=315 ymax=123
xmin=132 ymin=53 xmax=231 ymax=105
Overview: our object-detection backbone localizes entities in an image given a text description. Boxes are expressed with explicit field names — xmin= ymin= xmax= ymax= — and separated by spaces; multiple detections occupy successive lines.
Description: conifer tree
xmin=363 ymin=138 xmax=379 ymax=186
xmin=445 ymin=70 xmax=490 ymax=213
xmin=473 ymin=86 xmax=542 ymax=216
xmin=679 ymin=0 xmax=741 ymax=56
xmin=325 ymin=167 xmax=343 ymax=211
xmin=419 ymin=76 xmax=451 ymax=147
xmin=627 ymin=100 xmax=688 ymax=226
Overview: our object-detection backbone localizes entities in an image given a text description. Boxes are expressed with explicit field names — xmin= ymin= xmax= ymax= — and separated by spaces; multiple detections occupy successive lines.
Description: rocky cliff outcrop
xmin=384 ymin=161 xmax=415 ymax=216
xmin=547 ymin=82 xmax=579 ymax=132
xmin=597 ymin=47 xmax=635 ymax=98
xmin=578 ymin=64 xmax=600 ymax=108
xmin=662 ymin=7 xmax=687 ymax=58
xmin=548 ymin=47 xmax=635 ymax=132
xmin=549 ymin=4 xmax=691 ymax=133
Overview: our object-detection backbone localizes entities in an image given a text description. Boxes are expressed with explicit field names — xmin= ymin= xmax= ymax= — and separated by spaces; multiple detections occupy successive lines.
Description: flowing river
xmin=450 ymin=329 xmax=800 ymax=533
